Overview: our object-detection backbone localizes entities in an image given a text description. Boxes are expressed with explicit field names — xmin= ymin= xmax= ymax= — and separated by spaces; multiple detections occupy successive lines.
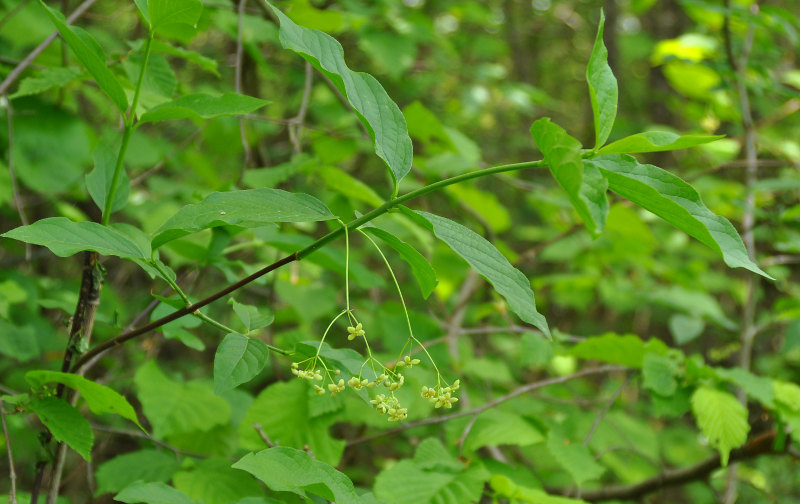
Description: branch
xmin=346 ymin=365 xmax=625 ymax=447
xmin=4 ymin=94 xmax=31 ymax=262
xmin=71 ymin=159 xmax=548 ymax=372
xmin=574 ymin=430 xmax=789 ymax=502
xmin=0 ymin=0 xmax=100 ymax=95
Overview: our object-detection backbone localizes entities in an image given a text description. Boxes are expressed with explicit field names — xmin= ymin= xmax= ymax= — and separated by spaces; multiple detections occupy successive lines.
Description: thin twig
xmin=456 ymin=413 xmax=479 ymax=459
xmin=287 ymin=62 xmax=314 ymax=153
xmin=346 ymin=365 xmax=625 ymax=447
xmin=4 ymin=94 xmax=31 ymax=261
xmin=91 ymin=425 xmax=208 ymax=458
xmin=235 ymin=0 xmax=253 ymax=176
xmin=0 ymin=396 xmax=18 ymax=504
xmin=583 ymin=375 xmax=629 ymax=446
xmin=0 ymin=0 xmax=100 ymax=95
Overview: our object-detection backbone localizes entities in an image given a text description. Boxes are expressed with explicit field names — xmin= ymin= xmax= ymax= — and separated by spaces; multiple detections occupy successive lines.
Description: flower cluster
xmin=291 ymin=362 xmax=322 ymax=381
xmin=421 ymin=380 xmax=461 ymax=409
xmin=395 ymin=355 xmax=421 ymax=368
xmin=370 ymin=394 xmax=408 ymax=422
xmin=346 ymin=322 xmax=365 ymax=341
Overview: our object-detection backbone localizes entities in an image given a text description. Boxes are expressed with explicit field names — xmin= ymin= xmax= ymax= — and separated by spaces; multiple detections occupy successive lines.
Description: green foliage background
xmin=1 ymin=0 xmax=799 ymax=503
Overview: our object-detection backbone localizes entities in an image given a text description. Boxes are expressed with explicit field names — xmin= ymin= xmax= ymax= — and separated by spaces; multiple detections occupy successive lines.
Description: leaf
xmin=26 ymin=370 xmax=142 ymax=429
xmin=149 ymin=298 xmax=204 ymax=351
xmin=173 ymin=458 xmax=263 ymax=504
xmin=597 ymin=131 xmax=724 ymax=155
xmin=318 ymin=166 xmax=384 ymax=207
xmin=238 ymin=380 xmax=344 ymax=466
xmin=151 ymin=188 xmax=335 ymax=249
xmin=134 ymin=361 xmax=231 ymax=439
xmin=373 ymin=440 xmax=490 ymax=504
xmin=138 ymin=93 xmax=268 ymax=124
xmin=114 ymin=482 xmax=194 ymax=504
xmin=586 ymin=10 xmax=618 ymax=149
xmin=642 ymin=353 xmax=679 ymax=396
xmin=531 ymin=118 xmax=608 ymax=236
xmin=714 ymin=367 xmax=775 ymax=409
xmin=691 ymin=387 xmax=750 ymax=466
xmin=86 ymin=143 xmax=129 ymax=214
xmin=490 ymin=475 xmax=588 ymax=504
xmin=95 ymin=449 xmax=181 ymax=495
xmin=462 ymin=409 xmax=545 ymax=453
xmin=266 ymin=2 xmax=413 ymax=188
xmin=668 ymin=314 xmax=705 ymax=345
xmin=587 ymin=154 xmax=772 ymax=278
xmin=147 ymin=0 xmax=202 ymax=33
xmin=0 ymin=319 xmax=39 ymax=361
xmin=361 ymin=225 xmax=438 ymax=299
xmin=29 ymin=396 xmax=94 ymax=461
xmin=414 ymin=210 xmax=550 ymax=338
xmin=229 ymin=299 xmax=274 ymax=333
xmin=39 ymin=1 xmax=128 ymax=112
xmin=214 ymin=333 xmax=270 ymax=395
xmin=570 ymin=333 xmax=667 ymax=368
xmin=2 ymin=217 xmax=150 ymax=259
xmin=546 ymin=432 xmax=604 ymax=486
xmin=9 ymin=66 xmax=82 ymax=99
xmin=233 ymin=447 xmax=363 ymax=504
xmin=151 ymin=40 xmax=219 ymax=75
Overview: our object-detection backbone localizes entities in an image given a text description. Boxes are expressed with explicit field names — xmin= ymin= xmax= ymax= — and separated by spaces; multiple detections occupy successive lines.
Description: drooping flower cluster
xmin=421 ymin=379 xmax=461 ymax=409
xmin=370 ymin=394 xmax=408 ymax=422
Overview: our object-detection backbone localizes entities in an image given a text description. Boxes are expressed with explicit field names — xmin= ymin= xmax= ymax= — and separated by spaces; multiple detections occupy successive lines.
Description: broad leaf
xmin=214 ymin=333 xmax=270 ymax=395
xmin=691 ymin=387 xmax=749 ymax=466
xmin=462 ymin=409 xmax=544 ymax=453
xmin=266 ymin=2 xmax=413 ymax=188
xmin=9 ymin=66 xmax=82 ymax=99
xmin=114 ymin=482 xmax=194 ymax=504
xmin=641 ymin=353 xmax=679 ymax=396
xmin=238 ymin=380 xmax=344 ymax=466
xmin=39 ymin=1 xmax=128 ymax=112
xmin=531 ymin=118 xmax=608 ymax=236
xmin=597 ymin=131 xmax=724 ymax=155
xmin=586 ymin=10 xmax=618 ymax=150
xmin=29 ymin=396 xmax=94 ymax=461
xmin=86 ymin=143 xmax=129 ymax=214
xmin=318 ymin=166 xmax=384 ymax=207
xmin=152 ymin=188 xmax=334 ymax=249
xmin=361 ymin=225 xmax=438 ymax=299
xmin=546 ymin=432 xmax=604 ymax=486
xmin=95 ymin=449 xmax=181 ymax=495
xmin=134 ymin=361 xmax=231 ymax=439
xmin=0 ymin=319 xmax=39 ymax=361
xmin=173 ymin=458 xmax=263 ymax=504
xmin=570 ymin=333 xmax=655 ymax=368
xmin=587 ymin=154 xmax=771 ymax=278
xmin=2 ymin=217 xmax=150 ymax=259
xmin=26 ymin=370 xmax=142 ymax=429
xmin=229 ymin=299 xmax=274 ymax=333
xmin=147 ymin=0 xmax=202 ymax=33
xmin=233 ymin=447 xmax=362 ymax=504
xmin=490 ymin=475 xmax=588 ymax=504
xmin=415 ymin=210 xmax=550 ymax=337
xmin=138 ymin=93 xmax=268 ymax=124
xmin=714 ymin=367 xmax=775 ymax=409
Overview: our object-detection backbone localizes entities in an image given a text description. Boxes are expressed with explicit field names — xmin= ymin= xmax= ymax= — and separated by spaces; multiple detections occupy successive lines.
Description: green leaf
xmin=0 ymin=319 xmax=39 ymax=361
xmin=26 ymin=370 xmax=142 ymax=429
xmin=86 ymin=143 xmax=129 ymax=214
xmin=668 ymin=314 xmax=705 ymax=345
xmin=546 ymin=431 xmax=604 ymax=486
xmin=229 ymin=299 xmax=274 ymax=333
xmin=39 ymin=1 xmax=128 ymax=112
xmin=266 ymin=2 xmax=413 ymax=188
xmin=147 ymin=0 xmax=202 ymax=33
xmin=138 ymin=93 xmax=268 ymax=124
xmin=233 ymin=447 xmax=362 ymax=504
xmin=642 ymin=353 xmax=679 ymax=396
xmin=373 ymin=439 xmax=490 ymax=504
xmin=151 ymin=188 xmax=335 ymax=249
xmin=415 ymin=210 xmax=550 ymax=338
xmin=149 ymin=297 xmax=204 ymax=351
xmin=134 ymin=361 xmax=231 ymax=439
xmin=570 ymin=333 xmax=666 ymax=368
xmin=114 ymin=482 xmax=194 ymax=504
xmin=214 ymin=333 xmax=270 ymax=395
xmin=318 ymin=166 xmax=384 ymax=208
xmin=9 ymin=66 xmax=82 ymax=99
xmin=361 ymin=226 xmax=438 ymax=299
xmin=691 ymin=387 xmax=749 ymax=466
xmin=29 ymin=396 xmax=94 ymax=461
xmin=714 ymin=367 xmax=775 ymax=409
xmin=531 ymin=118 xmax=608 ymax=236
xmin=490 ymin=475 xmax=588 ymax=504
xmin=597 ymin=131 xmax=724 ymax=155
xmin=2 ymin=217 xmax=150 ymax=259
xmin=151 ymin=40 xmax=219 ymax=75
xmin=239 ymin=380 xmax=344 ymax=466
xmin=173 ymin=458 xmax=263 ymax=504
xmin=462 ymin=409 xmax=544 ymax=453
xmin=95 ymin=449 xmax=181 ymax=496
xmin=587 ymin=154 xmax=772 ymax=278
xmin=586 ymin=10 xmax=618 ymax=150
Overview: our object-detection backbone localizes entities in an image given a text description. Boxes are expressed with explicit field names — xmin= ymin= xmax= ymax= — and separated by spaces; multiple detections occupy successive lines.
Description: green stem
xmin=102 ymin=33 xmax=154 ymax=226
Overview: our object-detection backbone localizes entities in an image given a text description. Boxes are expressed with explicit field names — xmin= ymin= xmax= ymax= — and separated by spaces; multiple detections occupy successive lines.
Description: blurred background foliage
xmin=1 ymin=0 xmax=799 ymax=503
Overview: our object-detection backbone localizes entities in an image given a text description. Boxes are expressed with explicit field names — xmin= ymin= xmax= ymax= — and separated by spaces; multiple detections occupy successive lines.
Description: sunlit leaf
xmin=691 ymin=387 xmax=749 ymax=466
xmin=586 ymin=10 xmax=618 ymax=149
xmin=597 ymin=131 xmax=724 ymax=155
